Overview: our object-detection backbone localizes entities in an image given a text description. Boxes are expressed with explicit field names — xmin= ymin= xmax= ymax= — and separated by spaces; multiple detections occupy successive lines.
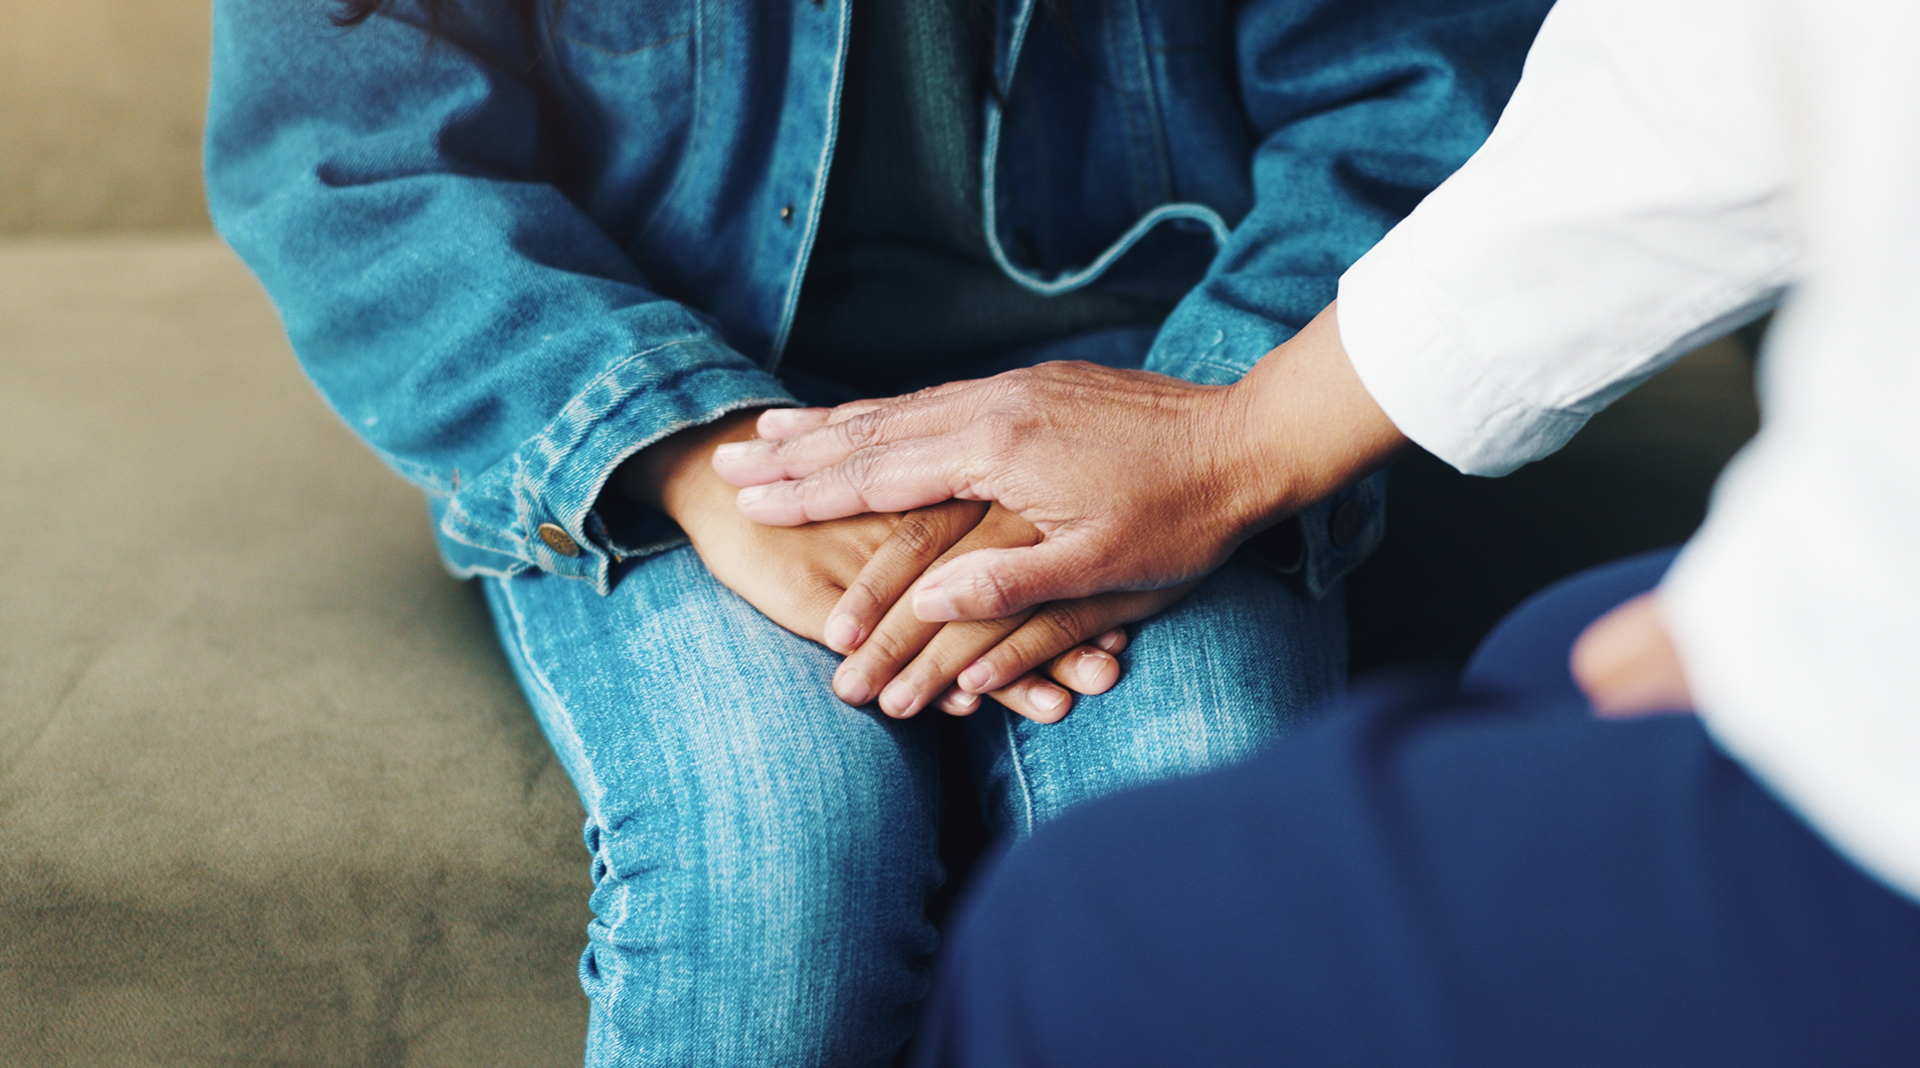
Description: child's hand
xmin=826 ymin=505 xmax=1198 ymax=724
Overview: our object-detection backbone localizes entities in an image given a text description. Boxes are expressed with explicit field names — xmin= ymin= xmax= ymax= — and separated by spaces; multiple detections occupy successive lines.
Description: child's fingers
xmin=987 ymin=673 xmax=1076 ymax=725
xmin=957 ymin=584 xmax=1197 ymax=696
xmin=934 ymin=686 xmax=980 ymax=716
xmin=824 ymin=500 xmax=988 ymax=654
xmin=870 ymin=613 xmax=1033 ymax=718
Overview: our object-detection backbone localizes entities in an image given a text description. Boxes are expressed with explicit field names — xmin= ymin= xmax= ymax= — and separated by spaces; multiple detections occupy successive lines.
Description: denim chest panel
xmin=542 ymin=0 xmax=848 ymax=367
xmin=984 ymin=0 xmax=1249 ymax=301
xmin=539 ymin=0 xmax=1246 ymax=367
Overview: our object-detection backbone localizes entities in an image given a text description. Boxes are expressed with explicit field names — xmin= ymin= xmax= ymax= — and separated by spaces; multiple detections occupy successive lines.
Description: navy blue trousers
xmin=915 ymin=550 xmax=1920 ymax=1067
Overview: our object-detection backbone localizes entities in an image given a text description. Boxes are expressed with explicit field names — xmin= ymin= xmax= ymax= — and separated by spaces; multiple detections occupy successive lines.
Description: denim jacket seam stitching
xmin=497 ymin=578 xmax=608 ymax=812
xmin=766 ymin=0 xmax=853 ymax=371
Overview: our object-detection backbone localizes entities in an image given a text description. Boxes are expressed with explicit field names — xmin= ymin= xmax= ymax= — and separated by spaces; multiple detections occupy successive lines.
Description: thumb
xmin=910 ymin=536 xmax=1106 ymax=622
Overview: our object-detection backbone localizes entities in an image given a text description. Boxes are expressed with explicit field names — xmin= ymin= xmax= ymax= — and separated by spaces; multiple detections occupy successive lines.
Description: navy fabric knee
xmin=1462 ymin=546 xmax=1680 ymax=708
xmin=916 ymin=674 xmax=1920 ymax=1067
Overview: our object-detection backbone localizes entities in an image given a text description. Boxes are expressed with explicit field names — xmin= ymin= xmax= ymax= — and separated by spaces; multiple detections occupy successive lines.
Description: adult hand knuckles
xmin=975 ymin=411 xmax=1025 ymax=461
xmin=839 ymin=411 xmax=886 ymax=451
xmin=837 ymin=445 xmax=885 ymax=493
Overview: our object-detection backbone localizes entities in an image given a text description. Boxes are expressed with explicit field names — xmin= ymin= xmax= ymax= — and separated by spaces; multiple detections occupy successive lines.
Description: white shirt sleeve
xmin=1336 ymin=0 xmax=1797 ymax=477
xmin=1338 ymin=0 xmax=1920 ymax=904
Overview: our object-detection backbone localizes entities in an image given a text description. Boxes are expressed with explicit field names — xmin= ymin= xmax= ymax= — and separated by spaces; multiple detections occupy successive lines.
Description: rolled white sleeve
xmin=1337 ymin=0 xmax=1797 ymax=476
xmin=1338 ymin=0 xmax=1920 ymax=904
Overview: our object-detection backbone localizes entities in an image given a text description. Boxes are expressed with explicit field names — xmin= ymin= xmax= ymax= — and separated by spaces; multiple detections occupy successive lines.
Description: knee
xmin=1123 ymin=558 xmax=1346 ymax=716
xmin=990 ymin=561 xmax=1344 ymax=827
xmin=581 ymin=723 xmax=940 ymax=948
xmin=575 ymin=728 xmax=941 ymax=1059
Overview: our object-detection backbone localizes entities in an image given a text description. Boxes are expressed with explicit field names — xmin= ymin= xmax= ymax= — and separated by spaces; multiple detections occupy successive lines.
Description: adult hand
xmin=712 ymin=304 xmax=1407 ymax=622
xmin=621 ymin=411 xmax=1132 ymax=719
xmin=1570 ymin=592 xmax=1696 ymax=716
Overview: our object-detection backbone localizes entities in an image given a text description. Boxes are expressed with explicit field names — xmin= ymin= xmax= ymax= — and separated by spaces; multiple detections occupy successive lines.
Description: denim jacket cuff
xmin=1142 ymin=285 xmax=1303 ymax=388
xmin=426 ymin=337 xmax=798 ymax=594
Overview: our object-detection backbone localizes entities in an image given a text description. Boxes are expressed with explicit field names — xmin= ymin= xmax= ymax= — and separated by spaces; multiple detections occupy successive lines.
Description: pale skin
xmin=621 ymin=408 xmax=1190 ymax=723
xmin=713 ymin=302 xmax=1695 ymax=716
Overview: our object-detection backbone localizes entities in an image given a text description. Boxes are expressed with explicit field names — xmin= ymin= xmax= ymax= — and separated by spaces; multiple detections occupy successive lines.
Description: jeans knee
xmin=980 ymin=560 xmax=1346 ymax=832
xmin=575 ymin=741 xmax=940 ymax=1066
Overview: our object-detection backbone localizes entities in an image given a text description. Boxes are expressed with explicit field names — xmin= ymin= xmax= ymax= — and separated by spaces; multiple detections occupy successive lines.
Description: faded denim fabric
xmin=206 ymin=0 xmax=1551 ymax=593
xmin=473 ymin=326 xmax=1343 ymax=1065
xmin=484 ymin=544 xmax=1343 ymax=1067
xmin=205 ymin=0 xmax=1552 ymax=1062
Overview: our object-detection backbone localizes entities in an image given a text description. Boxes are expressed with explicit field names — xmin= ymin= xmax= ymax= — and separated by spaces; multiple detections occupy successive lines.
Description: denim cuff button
xmin=538 ymin=523 xmax=583 ymax=558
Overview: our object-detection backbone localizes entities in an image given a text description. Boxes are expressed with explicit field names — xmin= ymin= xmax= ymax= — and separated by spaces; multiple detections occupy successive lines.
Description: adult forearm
xmin=714 ymin=302 xmax=1406 ymax=621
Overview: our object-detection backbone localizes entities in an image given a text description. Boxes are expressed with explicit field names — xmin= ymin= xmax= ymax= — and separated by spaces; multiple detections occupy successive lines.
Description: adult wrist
xmin=1214 ymin=303 xmax=1408 ymax=539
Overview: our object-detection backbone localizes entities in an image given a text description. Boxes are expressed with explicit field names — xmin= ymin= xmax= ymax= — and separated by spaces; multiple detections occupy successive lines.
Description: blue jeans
xmin=484 ymin=545 xmax=1341 ymax=1066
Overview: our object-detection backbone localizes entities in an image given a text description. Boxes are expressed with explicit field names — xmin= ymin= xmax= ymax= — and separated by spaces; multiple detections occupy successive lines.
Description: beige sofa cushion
xmin=0 ymin=236 xmax=588 ymax=1066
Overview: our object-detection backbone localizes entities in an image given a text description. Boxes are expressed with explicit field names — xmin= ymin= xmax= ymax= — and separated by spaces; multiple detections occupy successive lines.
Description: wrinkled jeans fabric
xmin=485 ymin=547 xmax=1340 ymax=1067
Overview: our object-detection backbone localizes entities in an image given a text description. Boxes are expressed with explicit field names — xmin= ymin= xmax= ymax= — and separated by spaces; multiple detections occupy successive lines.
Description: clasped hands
xmin=708 ymin=304 xmax=1696 ymax=719
xmin=625 ymin=408 xmax=1193 ymax=724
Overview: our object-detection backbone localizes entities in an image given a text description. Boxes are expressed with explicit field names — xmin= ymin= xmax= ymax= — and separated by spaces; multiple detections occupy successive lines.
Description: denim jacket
xmin=206 ymin=0 xmax=1551 ymax=595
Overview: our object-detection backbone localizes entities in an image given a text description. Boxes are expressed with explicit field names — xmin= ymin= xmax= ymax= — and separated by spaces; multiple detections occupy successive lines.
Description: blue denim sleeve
xmin=205 ymin=0 xmax=797 ymax=594
xmin=1145 ymin=0 xmax=1555 ymax=386
xmin=1137 ymin=0 xmax=1553 ymax=598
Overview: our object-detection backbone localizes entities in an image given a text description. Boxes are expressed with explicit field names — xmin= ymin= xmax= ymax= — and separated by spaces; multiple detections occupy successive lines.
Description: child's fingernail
xmin=835 ymin=668 xmax=872 ymax=706
xmin=1076 ymin=650 xmax=1113 ymax=687
xmin=1033 ymin=685 xmax=1066 ymax=713
xmin=948 ymin=691 xmax=979 ymax=713
xmin=959 ymin=661 xmax=994 ymax=692
xmin=825 ymin=613 xmax=863 ymax=652
xmin=1094 ymin=628 xmax=1127 ymax=653
xmin=880 ymin=679 xmax=916 ymax=717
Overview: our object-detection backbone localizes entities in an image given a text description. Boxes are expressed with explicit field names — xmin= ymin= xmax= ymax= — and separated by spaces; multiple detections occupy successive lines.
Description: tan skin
xmin=621 ymin=409 xmax=1190 ymax=723
xmin=716 ymin=302 xmax=1695 ymax=715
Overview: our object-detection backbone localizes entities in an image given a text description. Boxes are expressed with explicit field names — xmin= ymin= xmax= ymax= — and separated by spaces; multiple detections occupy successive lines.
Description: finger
xmin=987 ymin=673 xmax=1074 ymax=725
xmin=818 ymin=376 xmax=985 ymax=426
xmin=911 ymin=535 xmax=1113 ymax=623
xmin=713 ymin=386 xmax=991 ymax=491
xmin=733 ymin=437 xmax=973 ymax=526
xmin=755 ymin=407 xmax=831 ymax=440
xmin=835 ymin=577 xmax=1012 ymax=714
xmin=1044 ymin=645 xmax=1123 ymax=696
xmin=824 ymin=500 xmax=990 ymax=653
xmin=934 ymin=685 xmax=981 ymax=716
xmin=845 ymin=505 xmax=1045 ymax=715
xmin=872 ymin=613 xmax=1031 ymax=718
xmin=959 ymin=588 xmax=1187 ymax=695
